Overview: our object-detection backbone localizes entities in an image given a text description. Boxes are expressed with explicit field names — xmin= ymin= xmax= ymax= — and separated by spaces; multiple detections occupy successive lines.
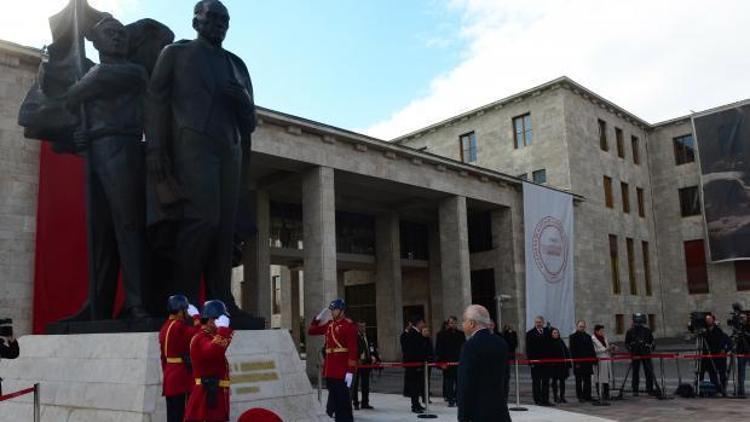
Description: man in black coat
xmin=569 ymin=320 xmax=596 ymax=402
xmin=526 ymin=315 xmax=553 ymax=406
xmin=499 ymin=324 xmax=518 ymax=401
xmin=147 ymin=0 xmax=256 ymax=312
xmin=401 ymin=316 xmax=428 ymax=413
xmin=457 ymin=305 xmax=511 ymax=422
xmin=625 ymin=316 xmax=658 ymax=396
xmin=352 ymin=321 xmax=379 ymax=410
xmin=0 ymin=331 xmax=19 ymax=395
xmin=701 ymin=314 xmax=731 ymax=396
xmin=436 ymin=316 xmax=464 ymax=407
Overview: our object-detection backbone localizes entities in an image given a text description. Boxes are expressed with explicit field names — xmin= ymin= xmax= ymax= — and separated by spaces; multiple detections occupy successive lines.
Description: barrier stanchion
xmin=417 ymin=361 xmax=437 ymax=419
xmin=509 ymin=357 xmax=527 ymax=411
xmin=33 ymin=383 xmax=39 ymax=422
xmin=657 ymin=357 xmax=671 ymax=400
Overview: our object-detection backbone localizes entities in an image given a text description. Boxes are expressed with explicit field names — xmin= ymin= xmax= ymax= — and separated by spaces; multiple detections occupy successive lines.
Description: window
xmin=685 ymin=239 xmax=709 ymax=294
xmin=532 ymin=169 xmax=547 ymax=184
xmin=615 ymin=314 xmax=625 ymax=335
xmin=460 ymin=132 xmax=477 ymax=163
xmin=468 ymin=211 xmax=493 ymax=253
xmin=674 ymin=134 xmax=695 ymax=165
xmin=736 ymin=261 xmax=750 ymax=291
xmin=648 ymin=314 xmax=656 ymax=333
xmin=637 ymin=187 xmax=645 ymax=218
xmin=517 ymin=173 xmax=528 ymax=180
xmin=621 ymin=182 xmax=630 ymax=214
xmin=642 ymin=241 xmax=652 ymax=296
xmin=679 ymin=186 xmax=701 ymax=217
xmin=627 ymin=238 xmax=637 ymax=295
xmin=598 ymin=119 xmax=608 ymax=151
xmin=609 ymin=235 xmax=621 ymax=294
xmin=632 ymin=135 xmax=640 ymax=165
xmin=616 ymin=127 xmax=625 ymax=158
xmin=272 ymin=275 xmax=281 ymax=314
xmin=513 ymin=113 xmax=533 ymax=149
xmin=604 ymin=176 xmax=613 ymax=208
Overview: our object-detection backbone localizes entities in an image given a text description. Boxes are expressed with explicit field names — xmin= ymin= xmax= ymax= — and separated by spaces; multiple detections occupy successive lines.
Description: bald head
xmin=462 ymin=304 xmax=492 ymax=337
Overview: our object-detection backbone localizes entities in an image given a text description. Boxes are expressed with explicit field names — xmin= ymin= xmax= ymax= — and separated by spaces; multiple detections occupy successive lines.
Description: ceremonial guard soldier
xmin=185 ymin=300 xmax=234 ymax=422
xmin=159 ymin=295 xmax=201 ymax=422
xmin=308 ymin=299 xmax=358 ymax=422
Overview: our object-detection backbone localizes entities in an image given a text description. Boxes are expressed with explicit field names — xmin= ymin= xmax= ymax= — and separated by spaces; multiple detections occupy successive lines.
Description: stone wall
xmin=0 ymin=42 xmax=41 ymax=336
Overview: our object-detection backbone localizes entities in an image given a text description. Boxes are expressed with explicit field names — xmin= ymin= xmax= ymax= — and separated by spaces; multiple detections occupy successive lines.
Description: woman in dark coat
xmin=549 ymin=328 xmax=572 ymax=403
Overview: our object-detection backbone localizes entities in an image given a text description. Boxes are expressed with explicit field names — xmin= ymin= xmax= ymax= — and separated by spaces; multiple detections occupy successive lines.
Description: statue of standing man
xmin=147 ymin=0 xmax=256 ymax=314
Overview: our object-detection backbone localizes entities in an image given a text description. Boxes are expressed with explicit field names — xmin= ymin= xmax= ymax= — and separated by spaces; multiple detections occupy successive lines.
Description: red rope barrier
xmin=0 ymin=387 xmax=35 ymax=403
xmin=353 ymin=352 xmax=750 ymax=370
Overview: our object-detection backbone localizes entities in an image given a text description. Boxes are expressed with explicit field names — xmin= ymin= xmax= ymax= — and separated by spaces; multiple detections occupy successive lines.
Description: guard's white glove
xmin=344 ymin=372 xmax=354 ymax=388
xmin=316 ymin=307 xmax=332 ymax=323
xmin=187 ymin=304 xmax=199 ymax=317
xmin=216 ymin=315 xmax=230 ymax=328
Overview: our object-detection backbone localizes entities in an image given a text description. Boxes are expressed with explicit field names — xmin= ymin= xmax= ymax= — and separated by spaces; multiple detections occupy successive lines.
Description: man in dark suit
xmin=401 ymin=315 xmax=427 ymax=413
xmin=436 ymin=316 xmax=464 ymax=407
xmin=526 ymin=315 xmax=553 ymax=406
xmin=569 ymin=320 xmax=596 ymax=402
xmin=147 ymin=0 xmax=256 ymax=313
xmin=457 ymin=304 xmax=511 ymax=422
xmin=352 ymin=321 xmax=379 ymax=410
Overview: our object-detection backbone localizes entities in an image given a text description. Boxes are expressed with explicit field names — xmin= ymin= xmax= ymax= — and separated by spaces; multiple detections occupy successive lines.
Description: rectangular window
xmin=621 ymin=182 xmax=630 ymax=214
xmin=642 ymin=241 xmax=652 ymax=296
xmin=615 ymin=314 xmax=625 ymax=335
xmin=679 ymin=186 xmax=701 ymax=217
xmin=736 ymin=261 xmax=750 ymax=291
xmin=272 ymin=275 xmax=281 ymax=314
xmin=616 ymin=127 xmax=625 ymax=158
xmin=648 ymin=314 xmax=656 ymax=333
xmin=513 ymin=113 xmax=533 ymax=148
xmin=532 ymin=169 xmax=547 ymax=184
xmin=674 ymin=134 xmax=695 ymax=165
xmin=627 ymin=238 xmax=637 ymax=295
xmin=632 ymin=135 xmax=640 ymax=165
xmin=459 ymin=132 xmax=477 ymax=163
xmin=637 ymin=187 xmax=645 ymax=218
xmin=609 ymin=235 xmax=621 ymax=294
xmin=598 ymin=119 xmax=608 ymax=151
xmin=685 ymin=239 xmax=709 ymax=294
xmin=604 ymin=176 xmax=613 ymax=208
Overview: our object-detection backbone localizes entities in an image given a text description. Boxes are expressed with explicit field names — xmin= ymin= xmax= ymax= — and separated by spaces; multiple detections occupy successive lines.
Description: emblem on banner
xmin=532 ymin=216 xmax=569 ymax=283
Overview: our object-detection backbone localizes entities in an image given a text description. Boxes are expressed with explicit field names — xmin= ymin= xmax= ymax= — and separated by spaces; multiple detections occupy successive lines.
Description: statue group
xmin=18 ymin=0 xmax=256 ymax=322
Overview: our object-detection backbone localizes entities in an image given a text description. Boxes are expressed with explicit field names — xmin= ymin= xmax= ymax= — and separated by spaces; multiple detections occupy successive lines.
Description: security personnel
xmin=159 ymin=294 xmax=201 ymax=422
xmin=308 ymin=299 xmax=358 ymax=422
xmin=185 ymin=300 xmax=234 ymax=422
xmin=625 ymin=314 xmax=658 ymax=396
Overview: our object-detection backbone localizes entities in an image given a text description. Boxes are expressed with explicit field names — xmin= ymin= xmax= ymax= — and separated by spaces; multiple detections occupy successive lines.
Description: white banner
xmin=524 ymin=182 xmax=575 ymax=335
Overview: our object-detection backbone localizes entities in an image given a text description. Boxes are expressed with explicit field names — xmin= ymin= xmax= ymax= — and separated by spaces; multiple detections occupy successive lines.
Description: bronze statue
xmin=146 ymin=0 xmax=256 ymax=314
xmin=18 ymin=0 xmax=174 ymax=321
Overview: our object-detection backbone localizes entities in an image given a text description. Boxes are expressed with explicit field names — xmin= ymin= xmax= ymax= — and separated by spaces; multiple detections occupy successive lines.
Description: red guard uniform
xmin=159 ymin=315 xmax=201 ymax=397
xmin=308 ymin=317 xmax=358 ymax=379
xmin=184 ymin=326 xmax=234 ymax=422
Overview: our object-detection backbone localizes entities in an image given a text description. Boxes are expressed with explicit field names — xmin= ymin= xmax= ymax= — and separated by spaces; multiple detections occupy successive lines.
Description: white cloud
xmin=0 ymin=0 xmax=139 ymax=49
xmin=365 ymin=0 xmax=750 ymax=139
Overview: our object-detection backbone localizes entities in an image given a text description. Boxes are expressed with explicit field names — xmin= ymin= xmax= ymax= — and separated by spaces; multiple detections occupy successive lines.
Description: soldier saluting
xmin=184 ymin=300 xmax=233 ymax=422
xmin=308 ymin=299 xmax=358 ymax=422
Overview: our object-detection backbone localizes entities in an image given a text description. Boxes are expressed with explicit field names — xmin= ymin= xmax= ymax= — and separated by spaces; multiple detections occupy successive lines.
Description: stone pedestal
xmin=0 ymin=331 xmax=325 ymax=421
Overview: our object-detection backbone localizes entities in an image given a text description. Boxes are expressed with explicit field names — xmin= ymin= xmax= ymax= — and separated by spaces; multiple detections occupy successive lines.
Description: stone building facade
xmin=0 ymin=40 xmax=42 ymax=336
xmin=396 ymin=76 xmax=750 ymax=338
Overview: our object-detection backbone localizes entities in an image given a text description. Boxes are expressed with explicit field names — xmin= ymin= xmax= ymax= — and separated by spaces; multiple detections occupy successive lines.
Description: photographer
xmin=733 ymin=313 xmax=749 ymax=398
xmin=625 ymin=314 xmax=658 ymax=396
xmin=0 ymin=319 xmax=19 ymax=395
xmin=701 ymin=314 xmax=731 ymax=397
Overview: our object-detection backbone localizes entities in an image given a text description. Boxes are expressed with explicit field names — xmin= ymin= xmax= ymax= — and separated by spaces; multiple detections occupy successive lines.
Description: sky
xmin=3 ymin=1 xmax=750 ymax=140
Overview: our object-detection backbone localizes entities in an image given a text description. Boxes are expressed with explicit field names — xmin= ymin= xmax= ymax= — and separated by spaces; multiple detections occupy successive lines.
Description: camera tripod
xmin=615 ymin=355 xmax=664 ymax=400
xmin=692 ymin=333 xmax=725 ymax=397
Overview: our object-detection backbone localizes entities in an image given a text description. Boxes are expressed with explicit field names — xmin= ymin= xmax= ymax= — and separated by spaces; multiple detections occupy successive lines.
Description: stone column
xmin=375 ymin=212 xmax=403 ymax=361
xmin=242 ymin=189 xmax=271 ymax=326
xmin=491 ymin=207 xmax=520 ymax=330
xmin=428 ymin=223 xmax=444 ymax=336
xmin=438 ymin=196 xmax=472 ymax=320
xmin=290 ymin=269 xmax=301 ymax=351
xmin=302 ymin=166 xmax=338 ymax=378
xmin=280 ymin=266 xmax=302 ymax=351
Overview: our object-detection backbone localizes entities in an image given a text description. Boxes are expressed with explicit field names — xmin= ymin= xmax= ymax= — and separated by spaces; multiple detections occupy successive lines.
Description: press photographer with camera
xmin=726 ymin=304 xmax=749 ymax=398
xmin=0 ymin=319 xmax=20 ymax=395
xmin=700 ymin=314 xmax=731 ymax=397
xmin=625 ymin=313 xmax=658 ymax=397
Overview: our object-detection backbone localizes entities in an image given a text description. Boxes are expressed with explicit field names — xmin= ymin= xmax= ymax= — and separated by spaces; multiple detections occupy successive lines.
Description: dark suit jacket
xmin=0 ymin=338 xmax=19 ymax=359
xmin=569 ymin=330 xmax=596 ymax=375
xmin=401 ymin=327 xmax=427 ymax=397
xmin=457 ymin=329 xmax=511 ymax=422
